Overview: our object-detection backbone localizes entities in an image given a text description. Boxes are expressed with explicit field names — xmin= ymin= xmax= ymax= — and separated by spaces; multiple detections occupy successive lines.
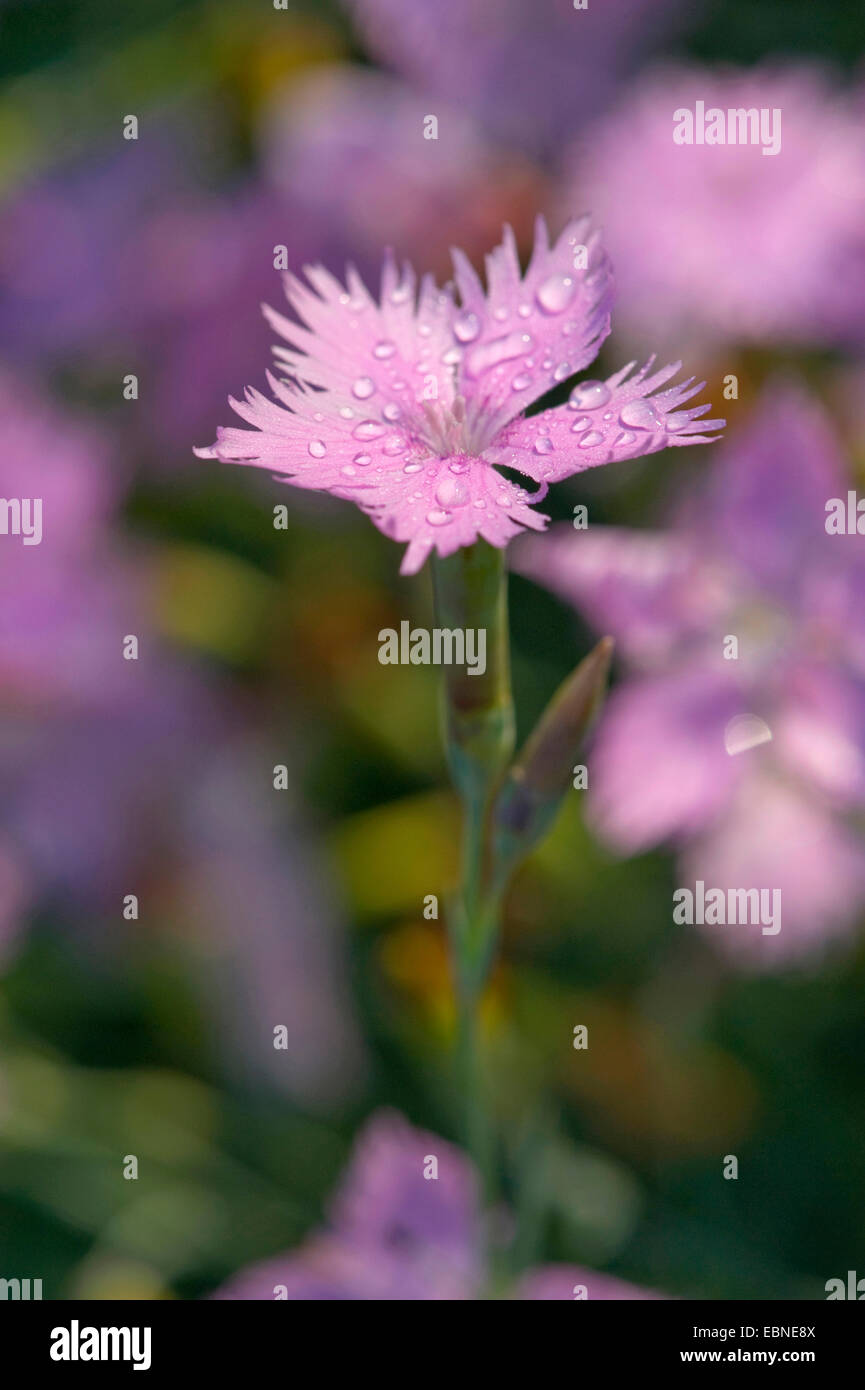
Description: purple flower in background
xmin=516 ymin=384 xmax=865 ymax=966
xmin=0 ymin=138 xmax=191 ymax=364
xmin=348 ymin=0 xmax=691 ymax=163
xmin=197 ymin=218 xmax=722 ymax=574
xmin=259 ymin=65 xmax=543 ymax=279
xmin=214 ymin=1109 xmax=661 ymax=1299
xmin=561 ymin=64 xmax=865 ymax=354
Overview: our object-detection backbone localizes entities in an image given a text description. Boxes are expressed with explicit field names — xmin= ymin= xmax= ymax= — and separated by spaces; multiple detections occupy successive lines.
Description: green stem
xmin=431 ymin=542 xmax=515 ymax=1195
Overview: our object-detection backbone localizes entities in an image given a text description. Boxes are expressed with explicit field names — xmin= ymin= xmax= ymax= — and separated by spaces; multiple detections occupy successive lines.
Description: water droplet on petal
xmin=403 ymin=462 xmax=424 ymax=474
xmin=536 ymin=273 xmax=576 ymax=314
xmin=533 ymin=436 xmax=555 ymax=455
xmin=620 ymin=398 xmax=662 ymax=430
xmin=353 ymin=452 xmax=372 ymax=466
xmin=473 ymin=499 xmax=486 ymax=508
xmin=340 ymin=464 xmax=357 ymax=476
xmin=352 ymin=377 xmax=375 ymax=399
xmin=390 ymin=284 xmax=412 ymax=305
xmin=517 ymin=303 xmax=531 ymax=318
xmin=426 ymin=508 xmax=452 ymax=526
xmin=442 ymin=347 xmax=463 ymax=366
xmin=512 ymin=372 xmax=532 ymax=391
xmin=353 ymin=420 xmax=385 ymax=440
xmin=383 ymin=403 xmax=401 ymax=422
xmin=373 ymin=340 xmax=397 ymax=359
xmin=578 ymin=430 xmax=604 ymax=448
xmin=666 ymin=412 xmax=689 ymax=432
xmin=493 ymin=307 xmax=508 ymax=321
xmin=466 ymin=332 xmax=533 ymax=379
xmin=419 ymin=323 xmax=432 ymax=337
xmin=339 ymin=407 xmax=355 ymax=419
xmin=724 ymin=714 xmax=773 ymax=756
xmin=553 ymin=362 xmax=571 ymax=381
xmin=570 ymin=415 xmax=591 ymax=433
xmin=382 ymin=435 xmax=406 ymax=456
xmin=449 ymin=460 xmax=469 ymax=474
xmin=569 ymin=380 xmax=611 ymax=410
xmin=435 ymin=477 xmax=469 ymax=507
xmin=454 ymin=312 xmax=480 ymax=343
xmin=496 ymin=493 xmax=512 ymax=507
xmin=308 ymin=439 xmax=327 ymax=458
xmin=615 ymin=431 xmax=637 ymax=448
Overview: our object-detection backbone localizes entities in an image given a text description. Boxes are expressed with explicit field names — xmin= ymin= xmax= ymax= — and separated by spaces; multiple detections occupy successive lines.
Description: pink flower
xmin=561 ymin=64 xmax=865 ymax=355
xmin=197 ymin=219 xmax=723 ymax=575
xmin=213 ymin=1110 xmax=662 ymax=1300
xmin=516 ymin=384 xmax=865 ymax=967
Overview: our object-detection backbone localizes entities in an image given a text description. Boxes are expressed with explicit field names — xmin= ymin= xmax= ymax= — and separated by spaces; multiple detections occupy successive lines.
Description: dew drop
xmin=454 ymin=312 xmax=480 ymax=343
xmin=570 ymin=415 xmax=591 ymax=433
xmin=403 ymin=462 xmax=424 ymax=474
xmin=353 ymin=420 xmax=385 ymax=440
xmin=435 ymin=477 xmax=469 ymax=508
xmin=466 ymin=332 xmax=533 ymax=379
xmin=666 ymin=412 xmax=689 ymax=433
xmin=619 ymin=398 xmax=662 ymax=430
xmin=578 ymin=431 xmax=604 ymax=448
xmin=496 ymin=493 xmax=511 ymax=507
xmin=373 ymin=340 xmax=397 ymax=359
xmin=536 ymin=273 xmax=576 ymax=314
xmin=383 ymin=403 xmax=401 ymax=422
xmin=473 ymin=499 xmax=486 ymax=508
xmin=426 ymin=508 xmax=452 ymax=526
xmin=511 ymin=372 xmax=532 ymax=391
xmin=352 ymin=376 xmax=375 ymax=399
xmin=308 ymin=439 xmax=327 ymax=458
xmin=390 ymin=284 xmax=412 ymax=305
xmin=449 ymin=460 xmax=469 ymax=474
xmin=353 ymin=452 xmax=372 ymax=466
xmin=340 ymin=464 xmax=357 ymax=476
xmin=382 ymin=435 xmax=406 ymax=456
xmin=568 ymin=380 xmax=611 ymax=410
xmin=339 ymin=407 xmax=355 ymax=419
xmin=533 ymin=436 xmax=555 ymax=455
xmin=553 ymin=362 xmax=571 ymax=382
xmin=493 ymin=307 xmax=508 ymax=321
xmin=615 ymin=431 xmax=637 ymax=448
xmin=517 ymin=303 xmax=531 ymax=318
xmin=441 ymin=347 xmax=463 ymax=366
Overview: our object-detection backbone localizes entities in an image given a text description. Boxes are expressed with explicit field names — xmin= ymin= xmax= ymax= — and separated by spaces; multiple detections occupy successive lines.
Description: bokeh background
xmin=1 ymin=0 xmax=865 ymax=1300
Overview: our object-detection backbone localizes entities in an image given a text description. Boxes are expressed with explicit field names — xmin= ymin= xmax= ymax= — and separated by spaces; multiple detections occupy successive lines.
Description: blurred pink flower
xmin=561 ymin=64 xmax=865 ymax=354
xmin=348 ymin=0 xmax=691 ymax=162
xmin=198 ymin=218 xmax=722 ymax=574
xmin=516 ymin=383 xmax=865 ymax=967
xmin=260 ymin=66 xmax=543 ymax=277
xmin=213 ymin=1109 xmax=661 ymax=1300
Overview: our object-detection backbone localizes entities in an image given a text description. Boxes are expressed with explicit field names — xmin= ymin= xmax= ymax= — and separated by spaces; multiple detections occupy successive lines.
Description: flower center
xmin=413 ymin=395 xmax=495 ymax=459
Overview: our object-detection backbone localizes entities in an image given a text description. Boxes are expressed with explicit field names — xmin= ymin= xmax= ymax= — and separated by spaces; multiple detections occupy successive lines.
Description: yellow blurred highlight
xmin=332 ymin=790 xmax=460 ymax=917
xmin=379 ymin=921 xmax=508 ymax=1044
xmin=119 ymin=1070 xmax=216 ymax=1164
xmin=155 ymin=544 xmax=273 ymax=662
xmin=69 ymin=1253 xmax=173 ymax=1302
xmin=558 ymin=992 xmax=758 ymax=1154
